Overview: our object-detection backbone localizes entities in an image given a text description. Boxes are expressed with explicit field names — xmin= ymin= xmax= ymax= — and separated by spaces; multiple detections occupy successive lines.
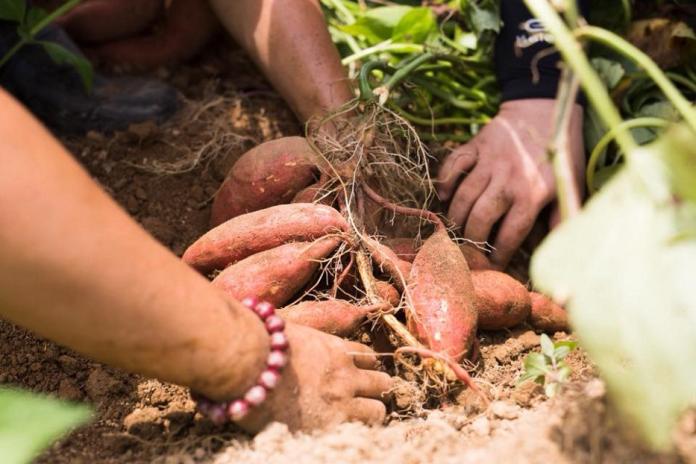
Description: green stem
xmin=586 ymin=117 xmax=671 ymax=192
xmin=524 ymin=0 xmax=636 ymax=155
xmin=341 ymin=41 xmax=423 ymax=65
xmin=387 ymin=103 xmax=490 ymax=126
xmin=0 ymin=0 xmax=82 ymax=69
xmin=408 ymin=75 xmax=484 ymax=110
xmin=358 ymin=60 xmax=388 ymax=100
xmin=550 ymin=68 xmax=582 ymax=219
xmin=382 ymin=52 xmax=434 ymax=91
xmin=666 ymin=72 xmax=696 ymax=95
xmin=575 ymin=26 xmax=696 ymax=133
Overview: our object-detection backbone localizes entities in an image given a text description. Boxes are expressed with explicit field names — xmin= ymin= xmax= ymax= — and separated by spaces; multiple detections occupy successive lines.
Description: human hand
xmin=237 ymin=323 xmax=393 ymax=433
xmin=436 ymin=99 xmax=584 ymax=270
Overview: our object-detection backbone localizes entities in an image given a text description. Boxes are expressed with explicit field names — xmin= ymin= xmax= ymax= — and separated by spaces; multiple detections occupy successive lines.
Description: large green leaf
xmin=531 ymin=125 xmax=696 ymax=449
xmin=339 ymin=6 xmax=412 ymax=44
xmin=392 ymin=7 xmax=436 ymax=44
xmin=0 ymin=388 xmax=92 ymax=463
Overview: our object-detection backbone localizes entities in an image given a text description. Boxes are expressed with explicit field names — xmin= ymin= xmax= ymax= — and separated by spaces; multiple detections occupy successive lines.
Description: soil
xmin=0 ymin=44 xmax=694 ymax=464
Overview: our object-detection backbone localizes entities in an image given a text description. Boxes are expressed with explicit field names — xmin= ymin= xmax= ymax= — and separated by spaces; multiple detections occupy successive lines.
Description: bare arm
xmin=0 ymin=88 xmax=268 ymax=401
xmin=0 ymin=90 xmax=392 ymax=430
xmin=209 ymin=0 xmax=353 ymax=122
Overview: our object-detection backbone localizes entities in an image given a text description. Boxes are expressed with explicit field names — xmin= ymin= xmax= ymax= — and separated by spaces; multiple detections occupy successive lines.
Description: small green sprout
xmin=519 ymin=334 xmax=578 ymax=397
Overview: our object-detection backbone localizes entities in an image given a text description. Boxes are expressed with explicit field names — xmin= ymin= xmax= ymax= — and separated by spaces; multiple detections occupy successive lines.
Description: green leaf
xmin=0 ymin=0 xmax=25 ymax=22
xmin=0 ymin=388 xmax=91 ymax=464
xmin=591 ymin=57 xmax=625 ymax=90
xmin=635 ymin=101 xmax=680 ymax=122
xmin=339 ymin=19 xmax=391 ymax=44
xmin=392 ymin=8 xmax=436 ymax=44
xmin=531 ymin=124 xmax=696 ymax=449
xmin=340 ymin=5 xmax=413 ymax=44
xmin=38 ymin=41 xmax=94 ymax=92
xmin=553 ymin=345 xmax=573 ymax=361
xmin=522 ymin=352 xmax=549 ymax=381
xmin=454 ymin=25 xmax=477 ymax=51
xmin=557 ymin=364 xmax=572 ymax=383
xmin=364 ymin=5 xmax=412 ymax=29
xmin=468 ymin=2 xmax=501 ymax=35
xmin=540 ymin=334 xmax=555 ymax=359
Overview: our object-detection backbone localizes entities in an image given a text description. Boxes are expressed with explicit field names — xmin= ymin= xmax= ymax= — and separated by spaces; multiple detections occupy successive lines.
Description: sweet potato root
xmin=277 ymin=300 xmax=376 ymax=337
xmin=211 ymin=137 xmax=319 ymax=226
xmin=472 ymin=270 xmax=531 ymax=330
xmin=211 ymin=238 xmax=339 ymax=306
xmin=407 ymin=229 xmax=478 ymax=361
xmin=364 ymin=237 xmax=412 ymax=290
xmin=183 ymin=203 xmax=347 ymax=274
xmin=528 ymin=292 xmax=570 ymax=333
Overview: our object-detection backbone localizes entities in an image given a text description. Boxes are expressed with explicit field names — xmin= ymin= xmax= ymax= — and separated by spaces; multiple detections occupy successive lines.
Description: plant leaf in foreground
xmin=531 ymin=124 xmax=696 ymax=449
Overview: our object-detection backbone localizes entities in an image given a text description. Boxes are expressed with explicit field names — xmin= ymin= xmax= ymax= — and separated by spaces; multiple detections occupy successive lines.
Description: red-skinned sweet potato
xmin=211 ymin=137 xmax=319 ymax=226
xmin=382 ymin=238 xmax=492 ymax=272
xmin=460 ymin=243 xmax=492 ymax=271
xmin=472 ymin=270 xmax=531 ymax=330
xmin=374 ymin=280 xmax=401 ymax=306
xmin=183 ymin=203 xmax=347 ymax=274
xmin=407 ymin=229 xmax=478 ymax=361
xmin=277 ymin=300 xmax=373 ymax=337
xmin=384 ymin=238 xmax=418 ymax=263
xmin=211 ymin=238 xmax=339 ymax=306
xmin=528 ymin=292 xmax=570 ymax=333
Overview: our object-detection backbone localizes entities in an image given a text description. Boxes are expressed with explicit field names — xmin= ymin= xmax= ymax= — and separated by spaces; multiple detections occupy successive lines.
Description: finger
xmin=436 ymin=145 xmax=478 ymax=201
xmin=344 ymin=341 xmax=379 ymax=370
xmin=489 ymin=203 xmax=538 ymax=270
xmin=353 ymin=370 xmax=394 ymax=399
xmin=346 ymin=398 xmax=387 ymax=426
xmin=447 ymin=167 xmax=491 ymax=228
xmin=463 ymin=184 xmax=512 ymax=244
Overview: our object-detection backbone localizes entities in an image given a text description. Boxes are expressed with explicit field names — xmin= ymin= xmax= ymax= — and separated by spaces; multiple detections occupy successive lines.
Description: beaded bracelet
xmin=192 ymin=296 xmax=289 ymax=425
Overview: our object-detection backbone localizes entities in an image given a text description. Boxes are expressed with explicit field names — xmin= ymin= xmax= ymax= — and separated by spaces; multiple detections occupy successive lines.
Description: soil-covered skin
xmin=0 ymin=45 xmax=694 ymax=463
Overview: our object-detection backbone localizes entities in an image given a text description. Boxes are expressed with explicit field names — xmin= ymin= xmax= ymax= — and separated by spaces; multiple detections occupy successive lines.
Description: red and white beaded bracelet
xmin=192 ymin=296 xmax=289 ymax=425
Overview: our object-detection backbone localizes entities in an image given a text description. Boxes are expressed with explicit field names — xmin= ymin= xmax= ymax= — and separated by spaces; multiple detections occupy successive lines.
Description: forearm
xmin=209 ymin=0 xmax=353 ymax=122
xmin=0 ymin=90 xmax=268 ymax=401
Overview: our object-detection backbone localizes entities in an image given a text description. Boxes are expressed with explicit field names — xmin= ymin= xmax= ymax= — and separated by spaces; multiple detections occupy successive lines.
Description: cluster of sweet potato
xmin=183 ymin=137 xmax=569 ymax=370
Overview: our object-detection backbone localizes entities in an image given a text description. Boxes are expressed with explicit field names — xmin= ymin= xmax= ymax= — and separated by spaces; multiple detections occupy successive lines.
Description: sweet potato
xmin=183 ymin=203 xmax=347 ymax=274
xmin=374 ymin=280 xmax=401 ymax=306
xmin=364 ymin=237 xmax=412 ymax=290
xmin=460 ymin=243 xmax=492 ymax=271
xmin=211 ymin=238 xmax=339 ymax=306
xmin=382 ymin=238 xmax=492 ymax=271
xmin=277 ymin=300 xmax=373 ymax=337
xmin=528 ymin=292 xmax=570 ymax=333
xmin=211 ymin=137 xmax=319 ymax=226
xmin=384 ymin=238 xmax=418 ymax=263
xmin=407 ymin=229 xmax=478 ymax=361
xmin=472 ymin=270 xmax=531 ymax=330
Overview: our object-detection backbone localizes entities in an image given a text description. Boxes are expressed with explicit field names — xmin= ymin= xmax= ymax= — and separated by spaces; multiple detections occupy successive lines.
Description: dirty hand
xmin=238 ymin=323 xmax=393 ymax=433
xmin=436 ymin=99 xmax=584 ymax=270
